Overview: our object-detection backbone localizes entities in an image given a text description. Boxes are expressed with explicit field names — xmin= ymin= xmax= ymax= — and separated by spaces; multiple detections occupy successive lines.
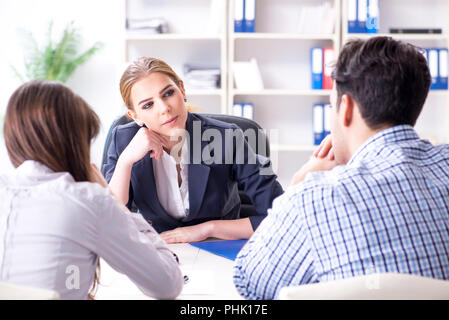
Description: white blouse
xmin=152 ymin=143 xmax=190 ymax=220
xmin=0 ymin=161 xmax=183 ymax=300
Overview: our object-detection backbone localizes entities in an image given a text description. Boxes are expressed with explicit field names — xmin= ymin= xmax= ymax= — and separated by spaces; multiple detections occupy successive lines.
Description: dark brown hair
xmin=4 ymin=79 xmax=101 ymax=299
xmin=332 ymin=36 xmax=431 ymax=129
xmin=4 ymin=80 xmax=100 ymax=181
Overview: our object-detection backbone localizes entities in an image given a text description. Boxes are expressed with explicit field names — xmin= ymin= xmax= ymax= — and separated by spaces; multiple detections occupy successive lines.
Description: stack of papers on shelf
xmin=183 ymin=64 xmax=221 ymax=90
xmin=296 ymin=2 xmax=335 ymax=34
xmin=126 ymin=18 xmax=169 ymax=34
xmin=233 ymin=58 xmax=264 ymax=91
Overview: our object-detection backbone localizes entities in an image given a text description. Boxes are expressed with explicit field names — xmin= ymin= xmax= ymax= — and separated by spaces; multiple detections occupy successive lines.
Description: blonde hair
xmin=120 ymin=57 xmax=183 ymax=110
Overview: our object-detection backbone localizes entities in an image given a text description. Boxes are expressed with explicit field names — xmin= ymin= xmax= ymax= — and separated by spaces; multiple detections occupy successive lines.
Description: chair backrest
xmin=279 ymin=273 xmax=449 ymax=300
xmin=101 ymin=113 xmax=270 ymax=174
xmin=200 ymin=113 xmax=270 ymax=157
xmin=0 ymin=281 xmax=60 ymax=300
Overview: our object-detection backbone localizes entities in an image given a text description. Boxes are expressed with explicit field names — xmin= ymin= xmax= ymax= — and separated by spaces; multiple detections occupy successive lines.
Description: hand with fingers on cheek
xmin=313 ymin=134 xmax=335 ymax=160
xmin=290 ymin=135 xmax=337 ymax=187
xmin=120 ymin=126 xmax=170 ymax=165
xmin=159 ymin=222 xmax=213 ymax=244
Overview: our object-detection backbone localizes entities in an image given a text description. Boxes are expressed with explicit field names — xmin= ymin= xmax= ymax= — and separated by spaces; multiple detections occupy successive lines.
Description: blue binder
xmin=347 ymin=0 xmax=358 ymax=33
xmin=311 ymin=47 xmax=323 ymax=90
xmin=189 ymin=239 xmax=248 ymax=261
xmin=232 ymin=102 xmax=244 ymax=117
xmin=427 ymin=48 xmax=439 ymax=90
xmin=243 ymin=103 xmax=254 ymax=119
xmin=357 ymin=0 xmax=367 ymax=33
xmin=234 ymin=0 xmax=245 ymax=32
xmin=438 ymin=48 xmax=448 ymax=90
xmin=244 ymin=0 xmax=256 ymax=32
xmin=313 ymin=103 xmax=325 ymax=145
xmin=367 ymin=0 xmax=379 ymax=33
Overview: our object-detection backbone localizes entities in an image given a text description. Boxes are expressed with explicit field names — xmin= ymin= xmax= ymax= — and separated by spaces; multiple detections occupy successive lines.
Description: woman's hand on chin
xmin=121 ymin=127 xmax=169 ymax=164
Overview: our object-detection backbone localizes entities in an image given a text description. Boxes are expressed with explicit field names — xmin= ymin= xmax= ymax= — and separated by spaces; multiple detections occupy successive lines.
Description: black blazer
xmin=103 ymin=112 xmax=284 ymax=233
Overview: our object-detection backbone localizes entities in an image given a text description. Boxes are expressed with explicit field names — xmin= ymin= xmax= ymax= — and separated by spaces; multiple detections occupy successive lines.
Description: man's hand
xmin=314 ymin=134 xmax=335 ymax=160
xmin=290 ymin=135 xmax=337 ymax=186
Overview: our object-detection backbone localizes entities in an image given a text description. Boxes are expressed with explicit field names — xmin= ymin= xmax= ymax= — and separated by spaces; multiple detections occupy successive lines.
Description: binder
xmin=244 ymin=0 xmax=256 ymax=33
xmin=311 ymin=47 xmax=323 ymax=90
xmin=347 ymin=0 xmax=358 ymax=33
xmin=233 ymin=102 xmax=243 ymax=117
xmin=234 ymin=0 xmax=245 ymax=32
xmin=323 ymin=47 xmax=334 ymax=90
xmin=313 ymin=103 xmax=325 ymax=145
xmin=438 ymin=48 xmax=448 ymax=90
xmin=243 ymin=103 xmax=254 ymax=119
xmin=428 ymin=48 xmax=439 ymax=90
xmin=324 ymin=103 xmax=332 ymax=137
xmin=357 ymin=0 xmax=367 ymax=33
xmin=189 ymin=240 xmax=248 ymax=261
xmin=367 ymin=0 xmax=379 ymax=33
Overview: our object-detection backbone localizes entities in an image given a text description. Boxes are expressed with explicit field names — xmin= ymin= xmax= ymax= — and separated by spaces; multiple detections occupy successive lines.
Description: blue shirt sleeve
xmin=233 ymin=185 xmax=317 ymax=299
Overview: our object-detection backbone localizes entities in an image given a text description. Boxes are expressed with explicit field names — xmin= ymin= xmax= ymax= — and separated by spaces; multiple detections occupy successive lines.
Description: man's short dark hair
xmin=332 ymin=36 xmax=431 ymax=129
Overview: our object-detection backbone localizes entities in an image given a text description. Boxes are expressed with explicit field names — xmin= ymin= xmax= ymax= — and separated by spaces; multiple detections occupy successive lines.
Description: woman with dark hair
xmin=0 ymin=80 xmax=183 ymax=300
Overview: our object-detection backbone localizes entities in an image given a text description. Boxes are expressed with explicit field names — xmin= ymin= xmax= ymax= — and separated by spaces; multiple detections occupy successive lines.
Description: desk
xmin=96 ymin=243 xmax=243 ymax=300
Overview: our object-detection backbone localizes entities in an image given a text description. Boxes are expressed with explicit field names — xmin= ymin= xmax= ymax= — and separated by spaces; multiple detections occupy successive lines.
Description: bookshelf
xmin=123 ymin=0 xmax=228 ymax=115
xmin=228 ymin=0 xmax=341 ymax=186
xmin=122 ymin=0 xmax=448 ymax=187
xmin=341 ymin=0 xmax=449 ymax=146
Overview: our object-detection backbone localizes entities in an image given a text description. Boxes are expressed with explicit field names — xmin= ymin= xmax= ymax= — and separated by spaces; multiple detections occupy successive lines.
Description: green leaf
xmin=10 ymin=20 xmax=103 ymax=84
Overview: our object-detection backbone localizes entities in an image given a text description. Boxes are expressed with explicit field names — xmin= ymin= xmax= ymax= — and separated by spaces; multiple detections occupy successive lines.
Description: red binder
xmin=323 ymin=47 xmax=334 ymax=90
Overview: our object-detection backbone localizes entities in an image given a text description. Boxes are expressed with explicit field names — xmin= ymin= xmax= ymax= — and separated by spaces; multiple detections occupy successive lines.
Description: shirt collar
xmin=16 ymin=160 xmax=55 ymax=175
xmin=13 ymin=160 xmax=74 ymax=185
xmin=347 ymin=125 xmax=420 ymax=165
xmin=162 ymin=137 xmax=190 ymax=165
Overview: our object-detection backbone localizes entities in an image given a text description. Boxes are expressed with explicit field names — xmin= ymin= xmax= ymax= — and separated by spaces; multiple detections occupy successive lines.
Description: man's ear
xmin=127 ymin=109 xmax=144 ymax=127
xmin=339 ymin=94 xmax=355 ymax=128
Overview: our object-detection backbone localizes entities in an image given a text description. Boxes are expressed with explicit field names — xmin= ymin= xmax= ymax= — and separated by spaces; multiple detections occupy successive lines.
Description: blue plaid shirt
xmin=233 ymin=125 xmax=449 ymax=300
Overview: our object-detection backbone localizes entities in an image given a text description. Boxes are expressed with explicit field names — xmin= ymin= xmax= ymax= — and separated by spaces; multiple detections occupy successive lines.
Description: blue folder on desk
xmin=189 ymin=239 xmax=248 ymax=261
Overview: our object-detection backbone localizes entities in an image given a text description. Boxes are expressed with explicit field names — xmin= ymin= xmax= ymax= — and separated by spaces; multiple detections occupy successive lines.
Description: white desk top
xmin=96 ymin=243 xmax=243 ymax=300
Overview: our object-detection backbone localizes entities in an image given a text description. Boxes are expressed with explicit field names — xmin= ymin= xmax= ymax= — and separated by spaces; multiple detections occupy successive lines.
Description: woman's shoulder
xmin=114 ymin=121 xmax=140 ymax=136
xmin=190 ymin=113 xmax=238 ymax=131
xmin=110 ymin=121 xmax=141 ymax=150
xmin=63 ymin=180 xmax=113 ymax=208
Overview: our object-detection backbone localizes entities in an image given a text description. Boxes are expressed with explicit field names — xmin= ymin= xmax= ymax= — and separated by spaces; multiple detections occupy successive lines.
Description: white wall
xmin=0 ymin=0 xmax=126 ymax=172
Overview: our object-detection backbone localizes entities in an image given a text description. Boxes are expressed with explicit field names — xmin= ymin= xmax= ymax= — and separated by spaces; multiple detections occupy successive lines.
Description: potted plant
xmin=12 ymin=20 xmax=103 ymax=83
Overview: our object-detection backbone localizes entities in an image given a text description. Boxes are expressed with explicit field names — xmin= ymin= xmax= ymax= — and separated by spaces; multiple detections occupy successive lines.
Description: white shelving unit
xmin=341 ymin=0 xmax=449 ymax=145
xmin=228 ymin=0 xmax=341 ymax=186
xmin=123 ymin=0 xmax=228 ymax=114
xmin=121 ymin=0 xmax=448 ymax=187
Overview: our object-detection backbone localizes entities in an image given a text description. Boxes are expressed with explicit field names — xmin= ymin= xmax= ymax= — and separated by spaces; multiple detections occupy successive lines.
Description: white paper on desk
xmin=233 ymin=58 xmax=264 ymax=90
xmin=180 ymin=268 xmax=216 ymax=295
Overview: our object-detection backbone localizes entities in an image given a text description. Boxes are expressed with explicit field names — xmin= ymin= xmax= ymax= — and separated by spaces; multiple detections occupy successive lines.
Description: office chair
xmin=278 ymin=273 xmax=449 ymax=300
xmin=101 ymin=113 xmax=270 ymax=218
xmin=0 ymin=281 xmax=60 ymax=300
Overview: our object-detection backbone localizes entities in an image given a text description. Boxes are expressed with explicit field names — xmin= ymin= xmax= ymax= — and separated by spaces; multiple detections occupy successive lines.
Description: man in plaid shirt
xmin=233 ymin=36 xmax=449 ymax=300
